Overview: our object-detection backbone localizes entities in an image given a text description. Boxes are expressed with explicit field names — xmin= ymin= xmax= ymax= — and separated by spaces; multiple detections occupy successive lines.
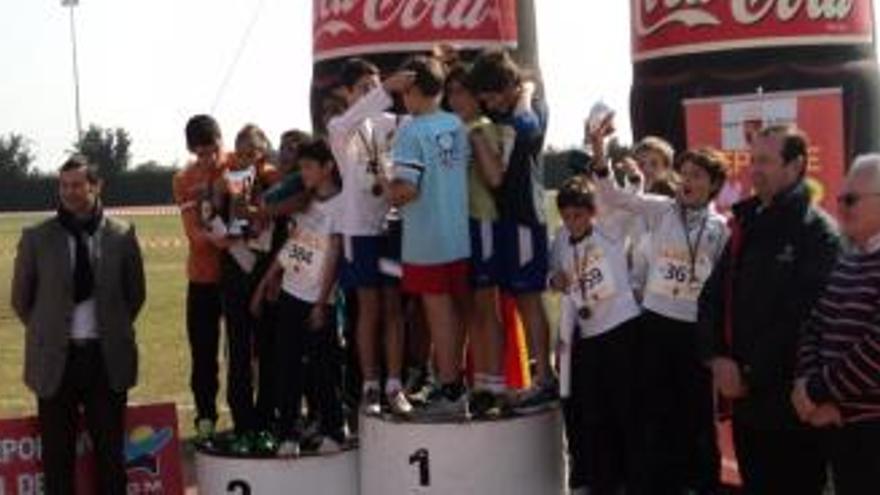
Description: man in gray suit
xmin=11 ymin=155 xmax=146 ymax=494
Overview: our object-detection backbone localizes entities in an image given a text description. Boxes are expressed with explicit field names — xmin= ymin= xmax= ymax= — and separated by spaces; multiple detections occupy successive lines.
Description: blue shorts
xmin=496 ymin=221 xmax=548 ymax=294
xmin=340 ymin=229 xmax=401 ymax=290
xmin=469 ymin=219 xmax=500 ymax=289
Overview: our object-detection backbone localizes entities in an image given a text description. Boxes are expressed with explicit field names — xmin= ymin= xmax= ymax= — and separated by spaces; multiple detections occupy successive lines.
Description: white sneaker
xmin=276 ymin=440 xmax=300 ymax=457
xmin=362 ymin=388 xmax=383 ymax=416
xmin=317 ymin=436 xmax=343 ymax=455
xmin=387 ymin=389 xmax=414 ymax=417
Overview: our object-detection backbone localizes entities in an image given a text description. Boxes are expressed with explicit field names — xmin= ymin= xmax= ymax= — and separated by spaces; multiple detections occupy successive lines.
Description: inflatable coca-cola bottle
xmin=629 ymin=0 xmax=879 ymax=212
xmin=310 ymin=0 xmax=541 ymax=132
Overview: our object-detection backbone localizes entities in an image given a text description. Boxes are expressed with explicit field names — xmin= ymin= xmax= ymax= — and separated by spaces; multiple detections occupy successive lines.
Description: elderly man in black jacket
xmin=699 ymin=125 xmax=841 ymax=494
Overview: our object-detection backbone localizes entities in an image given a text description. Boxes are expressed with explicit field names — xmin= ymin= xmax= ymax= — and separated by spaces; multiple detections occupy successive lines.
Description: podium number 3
xmin=228 ymin=480 xmax=252 ymax=495
xmin=409 ymin=448 xmax=431 ymax=487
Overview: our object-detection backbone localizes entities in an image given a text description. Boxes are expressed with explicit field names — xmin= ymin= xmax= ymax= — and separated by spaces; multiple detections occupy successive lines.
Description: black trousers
xmin=564 ymin=319 xmax=644 ymax=494
xmin=186 ymin=282 xmax=222 ymax=423
xmin=732 ymin=419 xmax=827 ymax=495
xmin=639 ymin=311 xmax=720 ymax=494
xmin=827 ymin=421 xmax=880 ymax=495
xmin=221 ymin=255 xmax=277 ymax=433
xmin=38 ymin=342 xmax=127 ymax=495
xmin=275 ymin=293 xmax=344 ymax=439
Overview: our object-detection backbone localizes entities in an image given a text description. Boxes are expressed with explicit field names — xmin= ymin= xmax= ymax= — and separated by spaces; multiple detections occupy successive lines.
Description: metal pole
xmin=68 ymin=3 xmax=83 ymax=143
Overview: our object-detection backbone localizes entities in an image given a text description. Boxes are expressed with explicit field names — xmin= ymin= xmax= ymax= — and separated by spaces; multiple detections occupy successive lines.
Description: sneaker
xmin=194 ymin=418 xmax=216 ymax=445
xmin=469 ymin=390 xmax=502 ymax=420
xmin=417 ymin=389 xmax=469 ymax=422
xmin=362 ymin=388 xmax=383 ymax=416
xmin=387 ymin=389 xmax=414 ymax=418
xmin=512 ymin=379 xmax=559 ymax=415
xmin=276 ymin=439 xmax=300 ymax=457
xmin=252 ymin=430 xmax=279 ymax=456
xmin=227 ymin=432 xmax=254 ymax=456
xmin=317 ymin=436 xmax=343 ymax=455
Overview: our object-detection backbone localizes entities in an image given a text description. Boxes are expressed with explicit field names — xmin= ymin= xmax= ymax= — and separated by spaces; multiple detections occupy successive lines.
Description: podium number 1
xmin=409 ymin=448 xmax=431 ymax=487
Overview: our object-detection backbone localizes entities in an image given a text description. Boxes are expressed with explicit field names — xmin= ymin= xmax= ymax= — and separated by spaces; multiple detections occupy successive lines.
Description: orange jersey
xmin=173 ymin=155 xmax=230 ymax=283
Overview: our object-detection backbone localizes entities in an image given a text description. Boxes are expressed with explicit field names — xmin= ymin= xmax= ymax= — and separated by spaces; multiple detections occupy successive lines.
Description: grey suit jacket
xmin=11 ymin=215 xmax=146 ymax=398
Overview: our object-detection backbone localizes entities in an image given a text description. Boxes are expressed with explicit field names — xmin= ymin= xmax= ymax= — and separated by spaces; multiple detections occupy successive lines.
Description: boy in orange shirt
xmin=173 ymin=115 xmax=230 ymax=443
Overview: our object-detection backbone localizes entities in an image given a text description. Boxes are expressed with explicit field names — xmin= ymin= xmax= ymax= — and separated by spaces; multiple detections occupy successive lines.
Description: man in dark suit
xmin=11 ymin=155 xmax=146 ymax=494
xmin=699 ymin=125 xmax=841 ymax=494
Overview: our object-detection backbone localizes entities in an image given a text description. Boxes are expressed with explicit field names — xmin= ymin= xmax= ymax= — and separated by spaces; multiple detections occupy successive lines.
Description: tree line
xmin=0 ymin=125 xmax=177 ymax=211
xmin=0 ymin=126 xmax=594 ymax=212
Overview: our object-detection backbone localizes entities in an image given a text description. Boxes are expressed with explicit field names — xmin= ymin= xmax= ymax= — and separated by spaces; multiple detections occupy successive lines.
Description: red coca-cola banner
xmin=313 ymin=0 xmax=519 ymax=61
xmin=684 ymin=87 xmax=846 ymax=215
xmin=0 ymin=403 xmax=184 ymax=495
xmin=632 ymin=0 xmax=875 ymax=61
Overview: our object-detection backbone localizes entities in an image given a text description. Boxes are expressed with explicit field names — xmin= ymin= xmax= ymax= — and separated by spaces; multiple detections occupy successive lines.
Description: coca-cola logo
xmin=635 ymin=0 xmax=856 ymax=37
xmin=315 ymin=0 xmax=498 ymax=41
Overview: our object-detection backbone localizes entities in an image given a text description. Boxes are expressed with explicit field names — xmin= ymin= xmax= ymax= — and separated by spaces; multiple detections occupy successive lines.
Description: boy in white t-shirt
xmin=253 ymin=139 xmax=346 ymax=456
xmin=549 ymin=177 xmax=645 ymax=494
xmin=327 ymin=59 xmax=416 ymax=417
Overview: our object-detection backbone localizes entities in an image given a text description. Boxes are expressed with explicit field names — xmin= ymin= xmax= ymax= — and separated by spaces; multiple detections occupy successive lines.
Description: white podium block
xmin=360 ymin=409 xmax=564 ymax=495
xmin=195 ymin=448 xmax=359 ymax=495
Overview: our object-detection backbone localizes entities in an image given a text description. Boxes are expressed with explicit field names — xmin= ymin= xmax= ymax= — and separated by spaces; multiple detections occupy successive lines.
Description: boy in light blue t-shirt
xmin=388 ymin=56 xmax=471 ymax=419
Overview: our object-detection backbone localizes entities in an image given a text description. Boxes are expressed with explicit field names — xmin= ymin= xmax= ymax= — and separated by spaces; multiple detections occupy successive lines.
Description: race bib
xmin=647 ymin=251 xmax=712 ymax=302
xmin=574 ymin=247 xmax=617 ymax=307
xmin=278 ymin=227 xmax=328 ymax=288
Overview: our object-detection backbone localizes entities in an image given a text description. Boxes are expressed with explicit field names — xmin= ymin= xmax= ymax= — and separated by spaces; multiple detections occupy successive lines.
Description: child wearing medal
xmin=589 ymin=117 xmax=730 ymax=494
xmin=252 ymin=138 xmax=347 ymax=456
xmin=549 ymin=176 xmax=644 ymax=494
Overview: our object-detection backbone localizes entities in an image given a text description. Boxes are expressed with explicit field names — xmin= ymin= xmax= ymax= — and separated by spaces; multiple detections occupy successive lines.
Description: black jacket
xmin=698 ymin=183 xmax=841 ymax=428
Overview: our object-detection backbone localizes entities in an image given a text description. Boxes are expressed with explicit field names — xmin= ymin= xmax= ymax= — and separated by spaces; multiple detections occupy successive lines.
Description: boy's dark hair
xmin=59 ymin=155 xmax=100 ymax=184
xmin=676 ymin=147 xmax=729 ymax=199
xmin=280 ymin=129 xmax=311 ymax=148
xmin=400 ymin=56 xmax=446 ymax=98
xmin=759 ymin=124 xmax=809 ymax=174
xmin=296 ymin=138 xmax=335 ymax=166
xmin=339 ymin=58 xmax=380 ymax=89
xmin=445 ymin=63 xmax=472 ymax=91
xmin=467 ymin=50 xmax=521 ymax=94
xmin=235 ymin=124 xmax=271 ymax=153
xmin=556 ymin=175 xmax=596 ymax=211
xmin=185 ymin=114 xmax=222 ymax=151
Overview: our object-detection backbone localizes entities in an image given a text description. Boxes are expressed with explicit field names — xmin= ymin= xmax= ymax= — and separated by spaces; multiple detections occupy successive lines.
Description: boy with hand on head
xmin=327 ymin=58 xmax=416 ymax=417
xmin=173 ymin=115 xmax=231 ymax=444
xmin=550 ymin=177 xmax=645 ymax=495
xmin=468 ymin=50 xmax=557 ymax=412
xmin=253 ymin=138 xmax=347 ymax=456
xmin=387 ymin=55 xmax=472 ymax=420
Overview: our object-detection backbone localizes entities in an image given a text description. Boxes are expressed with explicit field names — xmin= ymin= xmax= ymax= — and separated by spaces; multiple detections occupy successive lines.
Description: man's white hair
xmin=849 ymin=153 xmax=880 ymax=190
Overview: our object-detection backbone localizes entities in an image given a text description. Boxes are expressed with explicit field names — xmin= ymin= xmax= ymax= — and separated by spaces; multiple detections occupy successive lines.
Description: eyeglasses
xmin=837 ymin=192 xmax=880 ymax=208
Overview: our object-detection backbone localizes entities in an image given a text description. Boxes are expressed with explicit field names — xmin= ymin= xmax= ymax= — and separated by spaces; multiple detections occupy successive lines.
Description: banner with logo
xmin=631 ymin=0 xmax=875 ymax=61
xmin=313 ymin=0 xmax=519 ymax=61
xmin=0 ymin=403 xmax=183 ymax=495
xmin=684 ymin=87 xmax=846 ymax=214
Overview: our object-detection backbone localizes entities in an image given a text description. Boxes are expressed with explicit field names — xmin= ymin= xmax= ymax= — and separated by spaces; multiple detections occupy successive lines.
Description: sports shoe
xmin=470 ymin=390 xmax=503 ymax=420
xmin=194 ymin=418 xmax=216 ymax=445
xmin=227 ymin=432 xmax=254 ymax=456
xmin=252 ymin=430 xmax=279 ymax=456
xmin=276 ymin=439 xmax=300 ymax=457
xmin=417 ymin=385 xmax=469 ymax=421
xmin=512 ymin=379 xmax=559 ymax=415
xmin=317 ymin=436 xmax=343 ymax=455
xmin=362 ymin=387 xmax=383 ymax=416
xmin=387 ymin=389 xmax=414 ymax=418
